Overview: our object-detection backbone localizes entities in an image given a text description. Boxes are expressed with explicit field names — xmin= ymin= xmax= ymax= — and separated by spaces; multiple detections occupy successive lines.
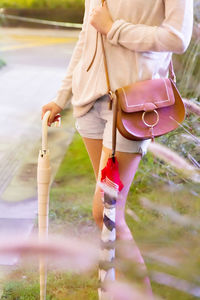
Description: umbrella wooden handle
xmin=42 ymin=111 xmax=51 ymax=152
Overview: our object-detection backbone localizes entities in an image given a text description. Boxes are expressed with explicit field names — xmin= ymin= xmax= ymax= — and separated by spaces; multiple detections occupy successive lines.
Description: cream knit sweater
xmin=53 ymin=0 xmax=193 ymax=118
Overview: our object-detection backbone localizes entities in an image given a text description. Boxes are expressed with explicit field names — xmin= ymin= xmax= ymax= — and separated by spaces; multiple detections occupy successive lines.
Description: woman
xmin=42 ymin=0 xmax=193 ymax=294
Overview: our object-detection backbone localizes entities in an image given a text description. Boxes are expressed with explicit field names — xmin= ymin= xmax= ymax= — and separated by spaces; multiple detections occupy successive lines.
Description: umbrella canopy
xmin=98 ymin=156 xmax=124 ymax=300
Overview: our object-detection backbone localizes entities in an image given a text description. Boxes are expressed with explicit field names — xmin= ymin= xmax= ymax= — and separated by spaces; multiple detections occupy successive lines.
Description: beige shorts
xmin=75 ymin=95 xmax=151 ymax=157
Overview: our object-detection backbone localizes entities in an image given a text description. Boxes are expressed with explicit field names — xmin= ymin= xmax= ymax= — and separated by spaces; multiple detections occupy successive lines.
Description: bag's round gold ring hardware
xmin=142 ymin=110 xmax=159 ymax=128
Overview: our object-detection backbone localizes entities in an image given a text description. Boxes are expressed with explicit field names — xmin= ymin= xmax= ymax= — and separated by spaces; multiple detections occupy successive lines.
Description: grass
xmin=49 ymin=133 xmax=96 ymax=234
xmin=0 ymin=0 xmax=84 ymax=9
xmin=2 ymin=120 xmax=200 ymax=299
xmin=1 ymin=270 xmax=98 ymax=300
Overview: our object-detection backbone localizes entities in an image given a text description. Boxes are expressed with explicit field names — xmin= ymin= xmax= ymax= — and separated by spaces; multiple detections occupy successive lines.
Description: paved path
xmin=0 ymin=27 xmax=80 ymax=200
xmin=0 ymin=27 xmax=79 ymax=294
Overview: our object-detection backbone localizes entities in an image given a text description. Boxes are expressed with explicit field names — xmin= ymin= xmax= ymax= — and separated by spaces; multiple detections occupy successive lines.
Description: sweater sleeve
xmin=106 ymin=0 xmax=193 ymax=54
xmin=53 ymin=0 xmax=89 ymax=109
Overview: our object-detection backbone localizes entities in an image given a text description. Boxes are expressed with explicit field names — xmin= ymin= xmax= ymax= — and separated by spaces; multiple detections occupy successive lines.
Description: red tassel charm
xmin=100 ymin=157 xmax=124 ymax=193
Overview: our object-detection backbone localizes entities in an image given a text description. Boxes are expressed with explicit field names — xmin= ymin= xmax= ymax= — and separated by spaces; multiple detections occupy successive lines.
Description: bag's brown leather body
xmin=115 ymin=78 xmax=185 ymax=141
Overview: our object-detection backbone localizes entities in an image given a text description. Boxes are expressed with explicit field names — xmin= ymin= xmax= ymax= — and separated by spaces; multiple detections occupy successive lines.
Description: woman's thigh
xmin=82 ymin=137 xmax=103 ymax=180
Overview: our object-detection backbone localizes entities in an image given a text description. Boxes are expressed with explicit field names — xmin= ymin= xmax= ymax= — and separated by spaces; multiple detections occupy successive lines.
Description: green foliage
xmin=0 ymin=0 xmax=84 ymax=9
xmin=175 ymin=39 xmax=200 ymax=98
xmin=1 ymin=280 xmax=40 ymax=299
xmin=194 ymin=0 xmax=200 ymax=22
xmin=55 ymin=133 xmax=94 ymax=183
xmin=2 ymin=270 xmax=98 ymax=299
xmin=0 ymin=59 xmax=6 ymax=68
xmin=49 ymin=133 xmax=95 ymax=230
xmin=174 ymin=0 xmax=200 ymax=99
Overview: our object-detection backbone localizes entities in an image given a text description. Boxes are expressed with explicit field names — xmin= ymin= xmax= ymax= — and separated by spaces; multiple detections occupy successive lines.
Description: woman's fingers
xmin=89 ymin=3 xmax=113 ymax=35
xmin=48 ymin=111 xmax=55 ymax=126
xmin=48 ymin=112 xmax=59 ymax=125
xmin=103 ymin=1 xmax=107 ymax=8
xmin=41 ymin=104 xmax=51 ymax=120
xmin=41 ymin=107 xmax=47 ymax=120
xmin=41 ymin=102 xmax=62 ymax=126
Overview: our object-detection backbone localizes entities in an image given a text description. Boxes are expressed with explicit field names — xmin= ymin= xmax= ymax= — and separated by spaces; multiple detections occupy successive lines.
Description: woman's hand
xmin=41 ymin=102 xmax=62 ymax=126
xmin=90 ymin=1 xmax=113 ymax=35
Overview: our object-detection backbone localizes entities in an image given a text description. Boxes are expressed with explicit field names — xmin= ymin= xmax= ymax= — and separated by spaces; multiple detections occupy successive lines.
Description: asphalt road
xmin=0 ymin=27 xmax=79 ymax=199
xmin=0 ymin=27 xmax=79 ymax=68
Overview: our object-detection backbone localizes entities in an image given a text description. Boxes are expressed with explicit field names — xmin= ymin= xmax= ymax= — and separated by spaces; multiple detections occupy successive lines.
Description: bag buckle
xmin=142 ymin=110 xmax=159 ymax=142
xmin=142 ymin=110 xmax=159 ymax=128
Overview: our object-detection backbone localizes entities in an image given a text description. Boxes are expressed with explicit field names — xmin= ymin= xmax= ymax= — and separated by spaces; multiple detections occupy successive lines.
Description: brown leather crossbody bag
xmin=112 ymin=70 xmax=185 ymax=142
xmin=100 ymin=30 xmax=185 ymax=155
xmin=89 ymin=0 xmax=186 ymax=157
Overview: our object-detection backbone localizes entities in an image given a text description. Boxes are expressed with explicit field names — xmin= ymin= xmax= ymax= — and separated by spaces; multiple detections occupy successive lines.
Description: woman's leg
xmin=82 ymin=137 xmax=152 ymax=296
xmin=93 ymin=145 xmax=153 ymax=296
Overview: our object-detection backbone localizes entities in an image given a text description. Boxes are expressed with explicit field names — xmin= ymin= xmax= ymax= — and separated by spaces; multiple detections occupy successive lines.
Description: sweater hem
xmin=72 ymin=101 xmax=96 ymax=118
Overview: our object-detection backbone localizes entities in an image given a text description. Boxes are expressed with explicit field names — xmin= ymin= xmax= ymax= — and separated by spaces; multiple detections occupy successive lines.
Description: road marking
xmin=11 ymin=35 xmax=77 ymax=42
xmin=0 ymin=35 xmax=78 ymax=52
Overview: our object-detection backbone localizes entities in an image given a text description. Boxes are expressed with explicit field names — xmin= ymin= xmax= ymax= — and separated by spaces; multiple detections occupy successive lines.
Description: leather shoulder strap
xmin=100 ymin=33 xmax=112 ymax=95
xmin=169 ymin=60 xmax=176 ymax=83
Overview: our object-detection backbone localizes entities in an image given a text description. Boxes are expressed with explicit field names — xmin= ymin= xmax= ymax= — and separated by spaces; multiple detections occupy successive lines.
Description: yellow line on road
xmin=0 ymin=35 xmax=77 ymax=52
xmin=11 ymin=35 xmax=77 ymax=43
xmin=0 ymin=36 xmax=78 ymax=52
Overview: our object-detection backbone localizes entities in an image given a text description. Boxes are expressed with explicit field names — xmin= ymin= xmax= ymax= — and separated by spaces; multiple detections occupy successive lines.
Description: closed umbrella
xmin=37 ymin=111 xmax=60 ymax=300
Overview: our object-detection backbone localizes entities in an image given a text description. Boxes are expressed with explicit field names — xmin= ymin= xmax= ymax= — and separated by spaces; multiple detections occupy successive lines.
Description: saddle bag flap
xmin=116 ymin=78 xmax=175 ymax=113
